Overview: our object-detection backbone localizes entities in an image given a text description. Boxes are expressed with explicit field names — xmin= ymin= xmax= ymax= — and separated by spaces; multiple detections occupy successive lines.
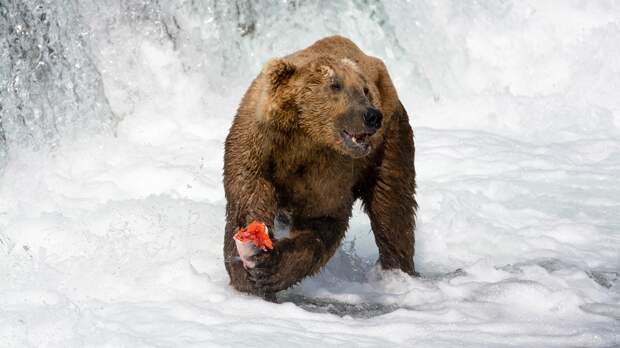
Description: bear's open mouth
xmin=341 ymin=130 xmax=373 ymax=151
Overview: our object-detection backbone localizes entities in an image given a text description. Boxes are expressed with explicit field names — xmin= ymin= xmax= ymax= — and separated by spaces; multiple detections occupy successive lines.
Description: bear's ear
xmin=263 ymin=58 xmax=297 ymax=92
xmin=257 ymin=59 xmax=299 ymax=130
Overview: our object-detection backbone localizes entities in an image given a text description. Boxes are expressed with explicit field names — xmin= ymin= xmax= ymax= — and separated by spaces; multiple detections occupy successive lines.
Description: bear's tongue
xmin=345 ymin=131 xmax=370 ymax=144
xmin=341 ymin=130 xmax=373 ymax=153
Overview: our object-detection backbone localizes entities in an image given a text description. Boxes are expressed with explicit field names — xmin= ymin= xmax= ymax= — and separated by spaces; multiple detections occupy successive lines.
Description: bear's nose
xmin=363 ymin=108 xmax=383 ymax=130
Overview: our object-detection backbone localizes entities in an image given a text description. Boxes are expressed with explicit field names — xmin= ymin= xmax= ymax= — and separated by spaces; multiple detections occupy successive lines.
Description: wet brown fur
xmin=223 ymin=36 xmax=417 ymax=299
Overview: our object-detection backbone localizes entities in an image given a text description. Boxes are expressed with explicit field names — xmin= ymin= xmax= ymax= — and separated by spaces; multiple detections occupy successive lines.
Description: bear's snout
xmin=363 ymin=108 xmax=383 ymax=130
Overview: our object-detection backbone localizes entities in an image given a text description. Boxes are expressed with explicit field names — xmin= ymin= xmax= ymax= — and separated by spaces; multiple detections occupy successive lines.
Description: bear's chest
xmin=271 ymin=150 xmax=360 ymax=217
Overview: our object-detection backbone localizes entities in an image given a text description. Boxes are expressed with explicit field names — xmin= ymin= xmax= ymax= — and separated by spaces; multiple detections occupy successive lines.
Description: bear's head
xmin=257 ymin=56 xmax=384 ymax=158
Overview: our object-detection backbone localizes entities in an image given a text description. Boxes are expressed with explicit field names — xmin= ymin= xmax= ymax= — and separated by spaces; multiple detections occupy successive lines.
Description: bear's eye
xmin=331 ymin=81 xmax=342 ymax=92
xmin=363 ymin=86 xmax=370 ymax=97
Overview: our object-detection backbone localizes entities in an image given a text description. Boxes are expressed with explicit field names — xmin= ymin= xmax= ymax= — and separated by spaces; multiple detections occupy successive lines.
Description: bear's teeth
xmin=352 ymin=136 xmax=357 ymax=143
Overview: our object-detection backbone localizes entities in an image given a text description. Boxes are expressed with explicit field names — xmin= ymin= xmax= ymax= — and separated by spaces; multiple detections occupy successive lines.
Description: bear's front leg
xmin=362 ymin=104 xmax=418 ymax=275
xmin=223 ymin=172 xmax=279 ymax=299
xmin=245 ymin=216 xmax=348 ymax=294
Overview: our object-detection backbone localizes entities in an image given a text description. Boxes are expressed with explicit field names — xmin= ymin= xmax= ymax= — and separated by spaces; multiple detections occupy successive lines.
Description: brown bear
xmin=223 ymin=35 xmax=417 ymax=300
